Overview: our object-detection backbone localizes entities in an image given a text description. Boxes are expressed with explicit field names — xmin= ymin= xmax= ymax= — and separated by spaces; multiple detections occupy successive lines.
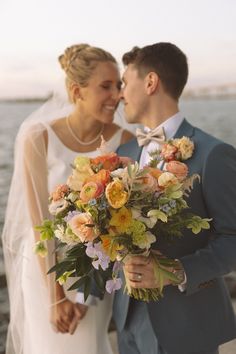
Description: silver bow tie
xmin=136 ymin=126 xmax=166 ymax=146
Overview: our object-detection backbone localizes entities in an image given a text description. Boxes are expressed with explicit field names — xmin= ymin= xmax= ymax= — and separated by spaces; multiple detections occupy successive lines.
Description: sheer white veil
xmin=1 ymin=82 xmax=74 ymax=353
xmin=1 ymin=78 xmax=135 ymax=353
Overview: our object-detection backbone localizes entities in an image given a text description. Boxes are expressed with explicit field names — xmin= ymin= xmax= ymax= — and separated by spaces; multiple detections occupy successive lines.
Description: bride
xmin=2 ymin=44 xmax=134 ymax=354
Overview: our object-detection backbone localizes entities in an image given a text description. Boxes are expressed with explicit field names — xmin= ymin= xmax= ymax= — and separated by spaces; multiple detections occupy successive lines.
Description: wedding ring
xmin=137 ymin=273 xmax=142 ymax=281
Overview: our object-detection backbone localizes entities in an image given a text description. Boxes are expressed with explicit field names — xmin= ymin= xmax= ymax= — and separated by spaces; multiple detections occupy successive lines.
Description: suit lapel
xmin=173 ymin=118 xmax=195 ymax=139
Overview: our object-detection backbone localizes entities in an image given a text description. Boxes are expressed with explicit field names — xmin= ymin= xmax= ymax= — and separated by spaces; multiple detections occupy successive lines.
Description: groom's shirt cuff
xmin=178 ymin=271 xmax=187 ymax=292
xmin=75 ymin=293 xmax=98 ymax=306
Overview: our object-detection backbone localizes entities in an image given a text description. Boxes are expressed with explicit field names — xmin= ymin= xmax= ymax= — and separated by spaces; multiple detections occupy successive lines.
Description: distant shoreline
xmin=0 ymin=97 xmax=48 ymax=103
xmin=0 ymin=94 xmax=236 ymax=103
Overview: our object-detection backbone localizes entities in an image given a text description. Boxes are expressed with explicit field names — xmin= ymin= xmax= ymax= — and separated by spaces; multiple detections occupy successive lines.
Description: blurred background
xmin=0 ymin=0 xmax=236 ymax=353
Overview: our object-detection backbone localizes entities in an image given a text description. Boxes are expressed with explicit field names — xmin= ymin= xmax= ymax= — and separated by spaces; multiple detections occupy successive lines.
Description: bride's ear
xmin=69 ymin=83 xmax=82 ymax=104
xmin=145 ymin=72 xmax=159 ymax=95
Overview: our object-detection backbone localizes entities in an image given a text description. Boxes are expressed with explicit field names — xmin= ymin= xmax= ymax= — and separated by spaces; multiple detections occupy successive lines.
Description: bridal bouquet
xmin=35 ymin=137 xmax=211 ymax=301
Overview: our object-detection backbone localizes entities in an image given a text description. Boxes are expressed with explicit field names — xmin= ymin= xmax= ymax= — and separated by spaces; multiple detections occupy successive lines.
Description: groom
xmin=113 ymin=42 xmax=236 ymax=354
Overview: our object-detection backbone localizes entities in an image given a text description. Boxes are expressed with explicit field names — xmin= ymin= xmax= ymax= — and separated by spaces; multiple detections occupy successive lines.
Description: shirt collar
xmin=144 ymin=112 xmax=184 ymax=140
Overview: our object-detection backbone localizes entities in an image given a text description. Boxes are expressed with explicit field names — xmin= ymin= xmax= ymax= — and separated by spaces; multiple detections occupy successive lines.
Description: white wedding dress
xmin=21 ymin=126 xmax=124 ymax=354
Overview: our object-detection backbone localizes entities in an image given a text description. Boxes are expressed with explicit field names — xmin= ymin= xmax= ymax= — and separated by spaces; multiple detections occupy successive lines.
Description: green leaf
xmin=47 ymin=260 xmax=73 ymax=277
xmin=158 ymin=266 xmax=179 ymax=283
xmin=94 ymin=270 xmax=105 ymax=291
xmin=84 ymin=276 xmax=92 ymax=302
xmin=127 ymin=163 xmax=133 ymax=178
xmin=35 ymin=219 xmax=54 ymax=240
xmin=66 ymin=244 xmax=85 ymax=258
xmin=75 ymin=255 xmax=92 ymax=277
xmin=67 ymin=277 xmax=86 ymax=291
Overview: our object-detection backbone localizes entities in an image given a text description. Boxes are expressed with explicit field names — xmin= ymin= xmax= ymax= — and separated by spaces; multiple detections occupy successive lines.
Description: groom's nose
xmin=119 ymin=88 xmax=124 ymax=100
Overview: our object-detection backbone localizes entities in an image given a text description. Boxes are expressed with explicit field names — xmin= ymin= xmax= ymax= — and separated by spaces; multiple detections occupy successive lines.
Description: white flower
xmin=111 ymin=167 xmax=127 ymax=179
xmin=140 ymin=231 xmax=156 ymax=249
xmin=54 ymin=224 xmax=81 ymax=245
xmin=49 ymin=199 xmax=68 ymax=215
xmin=131 ymin=208 xmax=157 ymax=228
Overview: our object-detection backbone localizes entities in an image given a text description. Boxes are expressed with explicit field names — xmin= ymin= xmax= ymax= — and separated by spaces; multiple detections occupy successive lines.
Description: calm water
xmin=0 ymin=98 xmax=236 ymax=352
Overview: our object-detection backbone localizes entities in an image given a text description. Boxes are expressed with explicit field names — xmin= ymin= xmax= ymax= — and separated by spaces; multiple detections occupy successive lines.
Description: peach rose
xmin=166 ymin=161 xmax=188 ymax=181
xmin=68 ymin=213 xmax=97 ymax=243
xmin=51 ymin=184 xmax=69 ymax=201
xmin=80 ymin=181 xmax=104 ymax=202
xmin=158 ymin=172 xmax=179 ymax=188
xmin=160 ymin=143 xmax=178 ymax=162
xmin=138 ymin=173 xmax=159 ymax=192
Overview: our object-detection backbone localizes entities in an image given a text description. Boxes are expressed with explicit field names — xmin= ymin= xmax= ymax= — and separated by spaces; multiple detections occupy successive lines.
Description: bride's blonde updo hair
xmin=59 ymin=43 xmax=117 ymax=87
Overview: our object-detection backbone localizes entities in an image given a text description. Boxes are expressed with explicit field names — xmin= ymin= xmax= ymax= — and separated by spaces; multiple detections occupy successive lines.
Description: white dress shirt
xmin=139 ymin=112 xmax=184 ymax=168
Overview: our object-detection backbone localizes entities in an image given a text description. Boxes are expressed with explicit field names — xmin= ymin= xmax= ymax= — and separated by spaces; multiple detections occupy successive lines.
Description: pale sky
xmin=0 ymin=0 xmax=235 ymax=98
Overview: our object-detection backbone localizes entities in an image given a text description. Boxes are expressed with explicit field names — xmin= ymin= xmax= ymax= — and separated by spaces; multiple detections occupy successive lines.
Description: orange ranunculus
xmin=90 ymin=152 xmax=120 ymax=171
xmin=85 ymin=169 xmax=110 ymax=187
xmin=80 ymin=181 xmax=104 ymax=202
xmin=68 ymin=213 xmax=97 ymax=243
xmin=105 ymin=180 xmax=128 ymax=209
xmin=166 ymin=161 xmax=188 ymax=181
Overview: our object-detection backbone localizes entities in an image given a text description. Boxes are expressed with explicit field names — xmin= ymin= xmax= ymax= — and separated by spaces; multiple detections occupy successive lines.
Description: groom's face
xmin=121 ymin=64 xmax=147 ymax=124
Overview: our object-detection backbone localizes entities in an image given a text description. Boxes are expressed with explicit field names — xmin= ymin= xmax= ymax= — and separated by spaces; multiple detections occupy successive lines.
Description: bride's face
xmin=78 ymin=61 xmax=121 ymax=124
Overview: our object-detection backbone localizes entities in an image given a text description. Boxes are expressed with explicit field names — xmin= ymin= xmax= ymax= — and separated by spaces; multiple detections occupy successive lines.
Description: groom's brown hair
xmin=122 ymin=42 xmax=188 ymax=100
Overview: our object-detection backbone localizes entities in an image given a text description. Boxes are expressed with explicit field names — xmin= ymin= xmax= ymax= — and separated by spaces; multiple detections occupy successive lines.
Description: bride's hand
xmin=51 ymin=298 xmax=75 ymax=333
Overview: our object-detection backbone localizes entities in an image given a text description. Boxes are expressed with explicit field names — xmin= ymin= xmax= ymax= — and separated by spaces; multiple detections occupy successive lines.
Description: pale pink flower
xmin=68 ymin=213 xmax=97 ymax=243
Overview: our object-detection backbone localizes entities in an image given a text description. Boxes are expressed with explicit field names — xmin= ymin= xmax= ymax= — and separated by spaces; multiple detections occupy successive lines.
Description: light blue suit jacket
xmin=113 ymin=119 xmax=236 ymax=353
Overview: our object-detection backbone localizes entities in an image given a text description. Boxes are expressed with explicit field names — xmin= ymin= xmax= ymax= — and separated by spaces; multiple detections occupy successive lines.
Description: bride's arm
xmin=22 ymin=124 xmax=77 ymax=333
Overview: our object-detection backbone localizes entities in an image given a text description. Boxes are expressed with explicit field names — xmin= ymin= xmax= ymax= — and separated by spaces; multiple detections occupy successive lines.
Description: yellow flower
xmin=109 ymin=206 xmax=132 ymax=233
xmin=105 ymin=180 xmax=128 ymax=209
xmin=173 ymin=136 xmax=194 ymax=160
xmin=74 ymin=156 xmax=91 ymax=171
xmin=101 ymin=235 xmax=124 ymax=261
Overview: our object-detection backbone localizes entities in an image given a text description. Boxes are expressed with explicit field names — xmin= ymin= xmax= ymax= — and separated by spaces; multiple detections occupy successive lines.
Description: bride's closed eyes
xmin=100 ymin=80 xmax=122 ymax=91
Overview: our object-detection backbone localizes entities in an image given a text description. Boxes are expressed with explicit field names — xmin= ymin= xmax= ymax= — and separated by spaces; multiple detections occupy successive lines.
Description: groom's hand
xmin=51 ymin=299 xmax=76 ymax=333
xmin=68 ymin=303 xmax=88 ymax=335
xmin=124 ymin=254 xmax=173 ymax=289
